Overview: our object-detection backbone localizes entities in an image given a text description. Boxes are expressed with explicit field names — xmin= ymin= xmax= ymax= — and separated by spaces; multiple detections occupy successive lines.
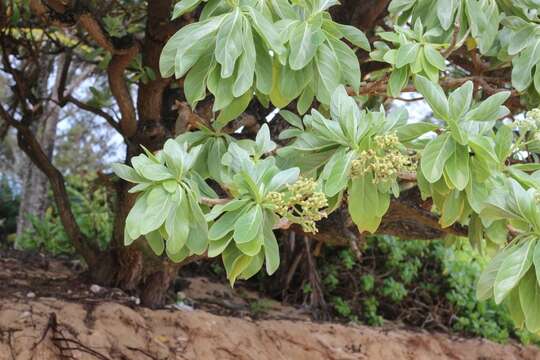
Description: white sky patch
xmin=265 ymin=107 xmax=280 ymax=122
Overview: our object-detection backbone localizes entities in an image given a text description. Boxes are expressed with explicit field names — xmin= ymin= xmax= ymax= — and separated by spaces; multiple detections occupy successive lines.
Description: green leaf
xmin=207 ymin=137 xmax=227 ymax=181
xmin=254 ymin=33 xmax=273 ymax=95
xmin=395 ymin=122 xmax=438 ymax=143
xmin=445 ymin=144 xmax=469 ymax=191
xmin=324 ymin=149 xmax=355 ymax=197
xmin=280 ymin=110 xmax=303 ymax=129
xmin=348 ymin=174 xmax=385 ymax=233
xmin=336 ymin=23 xmax=370 ymax=51
xmin=246 ymin=7 xmax=285 ymax=56
xmin=468 ymin=213 xmax=483 ymax=252
xmin=534 ymin=241 xmax=540 ymax=289
xmin=255 ymin=123 xmax=277 ymax=154
xmin=495 ymin=125 xmax=513 ymax=162
xmin=237 ymin=233 xmax=263 ymax=256
xmin=494 ymin=240 xmax=535 ymax=304
xmin=233 ymin=21 xmax=256 ymax=97
xmin=185 ymin=55 xmax=213 ymax=108
xmin=215 ymin=91 xmax=253 ymax=129
xmin=146 ymin=230 xmax=164 ymax=256
xmin=233 ymin=205 xmax=262 ymax=244
xmin=263 ymin=212 xmax=280 ymax=275
xmin=440 ymin=189 xmax=465 ymax=228
xmin=175 ymin=33 xmax=215 ymax=80
xmin=388 ymin=66 xmax=409 ymax=98
xmin=505 ymin=286 xmax=525 ymax=329
xmin=268 ymin=168 xmax=300 ymax=192
xmin=167 ymin=245 xmax=190 ymax=263
xmin=465 ymin=91 xmax=511 ymax=122
xmin=448 ymin=81 xmax=473 ymax=121
xmin=208 ymin=235 xmax=233 ymax=258
xmin=414 ymin=75 xmax=449 ymax=120
xmin=297 ymin=85 xmax=315 ymax=114
xmin=185 ymin=191 xmax=209 ymax=254
xmin=240 ymin=252 xmax=264 ymax=280
xmin=512 ymin=39 xmax=540 ymax=92
xmin=330 ymin=85 xmax=359 ymax=142
xmin=326 ymin=36 xmax=361 ymax=93
xmin=423 ymin=45 xmax=446 ymax=71
xmin=163 ymin=139 xmax=186 ymax=178
xmin=289 ymin=20 xmax=325 ymax=70
xmin=508 ymin=25 xmax=535 ymax=55
xmin=206 ymin=199 xmax=249 ymax=222
xmin=314 ymin=43 xmax=341 ymax=105
xmin=388 ymin=0 xmax=415 ymax=14
xmin=172 ymin=0 xmax=203 ymax=20
xmin=215 ymin=9 xmax=244 ymax=78
xmin=160 ymin=16 xmax=223 ymax=78
xmin=228 ymin=254 xmax=253 ymax=285
xmin=477 ymin=250 xmax=507 ymax=301
xmin=141 ymin=187 xmax=174 ymax=234
xmin=421 ymin=133 xmax=456 ymax=183
xmin=468 ymin=136 xmax=500 ymax=168
xmin=436 ymin=0 xmax=457 ymax=30
xmin=396 ymin=43 xmax=420 ymax=69
xmin=508 ymin=179 xmax=539 ymax=228
xmin=209 ymin=208 xmax=245 ymax=240
xmin=137 ymin=163 xmax=173 ymax=182
xmin=125 ymin=192 xmax=149 ymax=242
xmin=519 ymin=268 xmax=540 ymax=332
xmin=112 ymin=163 xmax=146 ymax=183
xmin=165 ymin=192 xmax=190 ymax=255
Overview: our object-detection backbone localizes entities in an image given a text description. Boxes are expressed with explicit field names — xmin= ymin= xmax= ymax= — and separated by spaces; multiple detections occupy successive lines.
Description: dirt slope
xmin=0 ymin=252 xmax=539 ymax=360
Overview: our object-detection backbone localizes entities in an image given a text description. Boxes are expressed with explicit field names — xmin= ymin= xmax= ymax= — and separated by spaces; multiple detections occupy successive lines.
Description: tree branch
xmin=108 ymin=45 xmax=139 ymax=138
xmin=30 ymin=0 xmax=140 ymax=138
xmin=64 ymin=95 xmax=124 ymax=135
xmin=0 ymin=103 xmax=100 ymax=267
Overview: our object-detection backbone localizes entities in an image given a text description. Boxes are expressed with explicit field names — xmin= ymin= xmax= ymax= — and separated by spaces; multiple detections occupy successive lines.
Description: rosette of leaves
xmin=503 ymin=16 xmax=540 ymax=97
xmin=370 ymin=19 xmax=447 ymax=97
xmin=388 ymin=0 xmax=501 ymax=55
xmin=161 ymin=0 xmax=369 ymax=126
xmin=204 ymin=129 xmax=304 ymax=284
xmin=476 ymin=178 xmax=540 ymax=333
xmin=279 ymin=86 xmax=423 ymax=233
xmin=112 ymin=140 xmax=209 ymax=263
xmin=263 ymin=0 xmax=369 ymax=112
xmin=174 ymin=126 xmax=233 ymax=182
xmin=413 ymin=75 xmax=511 ymax=231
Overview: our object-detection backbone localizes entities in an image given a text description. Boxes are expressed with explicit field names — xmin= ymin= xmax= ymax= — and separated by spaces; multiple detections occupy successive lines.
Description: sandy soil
xmin=1 ymin=252 xmax=539 ymax=360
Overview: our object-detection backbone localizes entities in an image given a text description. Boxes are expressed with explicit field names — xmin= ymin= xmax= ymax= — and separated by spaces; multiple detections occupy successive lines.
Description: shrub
xmin=320 ymin=236 xmax=540 ymax=345
xmin=0 ymin=176 xmax=19 ymax=244
xmin=17 ymin=176 xmax=112 ymax=255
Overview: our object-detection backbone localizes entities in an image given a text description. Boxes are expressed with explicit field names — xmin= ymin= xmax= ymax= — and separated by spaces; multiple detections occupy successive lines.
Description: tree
xmin=1 ymin=0 xmax=540 ymax=331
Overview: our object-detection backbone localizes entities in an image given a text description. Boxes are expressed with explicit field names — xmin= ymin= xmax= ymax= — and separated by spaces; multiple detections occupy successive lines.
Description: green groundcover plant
xmin=110 ymin=0 xmax=540 ymax=334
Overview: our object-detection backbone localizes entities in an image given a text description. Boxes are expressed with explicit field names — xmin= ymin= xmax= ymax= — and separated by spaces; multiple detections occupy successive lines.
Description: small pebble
xmin=90 ymin=284 xmax=102 ymax=294
xmin=26 ymin=292 xmax=36 ymax=298
xmin=129 ymin=296 xmax=141 ymax=305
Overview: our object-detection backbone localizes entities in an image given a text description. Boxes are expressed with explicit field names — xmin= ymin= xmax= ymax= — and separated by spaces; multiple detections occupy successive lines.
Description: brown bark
xmin=111 ymin=0 xmax=184 ymax=307
xmin=15 ymin=55 xmax=60 ymax=241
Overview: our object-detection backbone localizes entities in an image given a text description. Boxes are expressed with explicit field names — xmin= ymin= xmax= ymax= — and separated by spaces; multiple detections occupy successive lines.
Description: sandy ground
xmin=1 ymin=252 xmax=539 ymax=360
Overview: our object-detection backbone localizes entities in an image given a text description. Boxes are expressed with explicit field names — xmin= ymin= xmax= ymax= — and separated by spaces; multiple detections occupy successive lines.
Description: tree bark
xmin=15 ymin=57 xmax=57 ymax=242
xmin=109 ymin=0 xmax=186 ymax=307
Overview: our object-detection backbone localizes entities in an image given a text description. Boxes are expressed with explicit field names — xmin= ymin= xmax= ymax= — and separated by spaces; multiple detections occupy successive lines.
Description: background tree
xmin=2 ymin=2 xmax=540 ymax=338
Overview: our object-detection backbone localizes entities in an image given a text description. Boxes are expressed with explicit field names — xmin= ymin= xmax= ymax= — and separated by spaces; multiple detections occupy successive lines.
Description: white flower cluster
xmin=515 ymin=109 xmax=540 ymax=136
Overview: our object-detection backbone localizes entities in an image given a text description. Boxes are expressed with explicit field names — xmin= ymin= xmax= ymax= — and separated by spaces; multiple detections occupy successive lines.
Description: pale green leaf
xmin=421 ymin=133 xmax=456 ymax=183
xmin=233 ymin=205 xmax=262 ymax=244
xmin=494 ymin=240 xmax=535 ymax=304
